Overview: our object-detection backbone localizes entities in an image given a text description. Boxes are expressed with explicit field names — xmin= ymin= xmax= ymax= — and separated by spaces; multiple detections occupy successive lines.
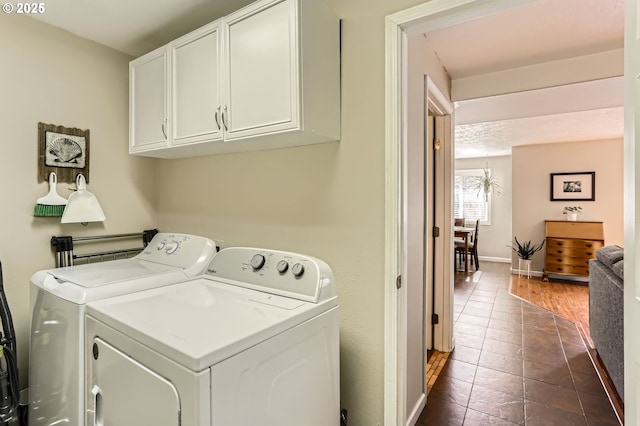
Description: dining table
xmin=454 ymin=226 xmax=475 ymax=272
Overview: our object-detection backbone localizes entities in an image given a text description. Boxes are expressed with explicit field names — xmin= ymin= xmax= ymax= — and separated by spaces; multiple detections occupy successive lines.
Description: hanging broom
xmin=34 ymin=172 xmax=67 ymax=217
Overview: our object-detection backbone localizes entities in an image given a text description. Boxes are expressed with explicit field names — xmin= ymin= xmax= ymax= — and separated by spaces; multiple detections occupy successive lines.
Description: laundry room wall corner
xmin=0 ymin=13 xmax=157 ymax=387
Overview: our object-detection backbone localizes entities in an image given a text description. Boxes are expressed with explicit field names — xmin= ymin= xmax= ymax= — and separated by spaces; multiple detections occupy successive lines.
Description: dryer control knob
xmin=156 ymin=242 xmax=165 ymax=251
xmin=292 ymin=263 xmax=305 ymax=277
xmin=276 ymin=260 xmax=289 ymax=273
xmin=250 ymin=254 xmax=266 ymax=270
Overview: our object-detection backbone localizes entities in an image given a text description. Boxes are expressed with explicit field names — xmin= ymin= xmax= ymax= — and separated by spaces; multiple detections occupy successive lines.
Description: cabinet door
xmin=171 ymin=22 xmax=223 ymax=145
xmin=130 ymin=46 xmax=169 ymax=152
xmin=224 ymin=0 xmax=299 ymax=140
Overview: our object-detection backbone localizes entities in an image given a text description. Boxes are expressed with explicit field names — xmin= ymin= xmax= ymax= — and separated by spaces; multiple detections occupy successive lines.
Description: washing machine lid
xmin=48 ymin=232 xmax=217 ymax=287
xmin=30 ymin=233 xmax=217 ymax=304
xmin=32 ymin=261 xmax=189 ymax=305
xmin=48 ymin=258 xmax=179 ymax=288
xmin=86 ymin=278 xmax=338 ymax=372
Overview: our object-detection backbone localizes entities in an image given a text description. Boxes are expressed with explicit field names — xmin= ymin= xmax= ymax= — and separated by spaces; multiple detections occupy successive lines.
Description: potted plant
xmin=471 ymin=164 xmax=501 ymax=202
xmin=512 ymin=237 xmax=545 ymax=279
xmin=563 ymin=206 xmax=582 ymax=221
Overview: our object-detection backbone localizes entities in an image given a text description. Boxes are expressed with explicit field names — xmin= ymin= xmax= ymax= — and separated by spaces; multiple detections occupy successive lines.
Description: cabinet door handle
xmin=213 ymin=107 xmax=220 ymax=130
xmin=221 ymin=105 xmax=229 ymax=131
xmin=161 ymin=118 xmax=168 ymax=139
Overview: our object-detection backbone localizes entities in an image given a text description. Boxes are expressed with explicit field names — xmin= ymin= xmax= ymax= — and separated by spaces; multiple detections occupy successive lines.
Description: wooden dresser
xmin=544 ymin=220 xmax=604 ymax=280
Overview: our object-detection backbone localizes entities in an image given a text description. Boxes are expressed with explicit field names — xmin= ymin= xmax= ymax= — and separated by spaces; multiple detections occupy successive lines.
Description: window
xmin=454 ymin=169 xmax=491 ymax=225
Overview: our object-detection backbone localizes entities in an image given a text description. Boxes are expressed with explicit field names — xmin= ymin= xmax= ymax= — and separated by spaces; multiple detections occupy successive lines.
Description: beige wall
xmin=512 ymin=139 xmax=624 ymax=273
xmin=405 ymin=33 xmax=451 ymax=420
xmin=455 ymin=155 xmax=512 ymax=260
xmin=0 ymin=15 xmax=156 ymax=384
xmin=155 ymin=1 xmax=425 ymax=424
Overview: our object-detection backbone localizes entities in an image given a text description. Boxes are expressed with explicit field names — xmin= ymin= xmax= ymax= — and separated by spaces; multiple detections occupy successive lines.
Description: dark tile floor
xmin=417 ymin=262 xmax=621 ymax=425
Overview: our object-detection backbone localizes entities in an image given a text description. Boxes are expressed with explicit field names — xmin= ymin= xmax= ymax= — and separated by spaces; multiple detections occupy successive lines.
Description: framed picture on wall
xmin=550 ymin=171 xmax=595 ymax=201
xmin=38 ymin=122 xmax=90 ymax=183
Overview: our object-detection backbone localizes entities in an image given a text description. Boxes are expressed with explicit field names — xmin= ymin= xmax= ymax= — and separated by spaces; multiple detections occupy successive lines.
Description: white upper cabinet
xmin=224 ymin=0 xmax=297 ymax=140
xmin=129 ymin=46 xmax=168 ymax=153
xmin=129 ymin=0 xmax=340 ymax=159
xmin=172 ymin=22 xmax=223 ymax=146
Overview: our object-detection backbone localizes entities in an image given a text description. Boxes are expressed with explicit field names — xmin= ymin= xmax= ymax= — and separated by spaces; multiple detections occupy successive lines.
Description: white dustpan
xmin=61 ymin=174 xmax=106 ymax=223
xmin=34 ymin=172 xmax=68 ymax=217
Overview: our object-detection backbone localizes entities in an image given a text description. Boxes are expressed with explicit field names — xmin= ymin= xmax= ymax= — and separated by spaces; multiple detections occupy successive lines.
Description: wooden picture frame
xmin=38 ymin=122 xmax=90 ymax=183
xmin=550 ymin=171 xmax=595 ymax=201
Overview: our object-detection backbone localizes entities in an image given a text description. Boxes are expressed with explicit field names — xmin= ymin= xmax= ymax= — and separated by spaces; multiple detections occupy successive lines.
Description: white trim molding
xmin=384 ymin=1 xmax=537 ymax=425
xmin=479 ymin=256 xmax=511 ymax=263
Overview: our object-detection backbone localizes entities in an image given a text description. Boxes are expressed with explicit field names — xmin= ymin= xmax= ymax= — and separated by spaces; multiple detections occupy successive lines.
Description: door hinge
xmin=432 ymin=314 xmax=439 ymax=325
xmin=396 ymin=275 xmax=402 ymax=289
xmin=433 ymin=226 xmax=440 ymax=237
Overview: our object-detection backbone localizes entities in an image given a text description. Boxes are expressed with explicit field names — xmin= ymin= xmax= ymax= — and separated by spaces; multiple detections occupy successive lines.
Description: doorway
xmin=385 ymin=1 xmax=630 ymax=426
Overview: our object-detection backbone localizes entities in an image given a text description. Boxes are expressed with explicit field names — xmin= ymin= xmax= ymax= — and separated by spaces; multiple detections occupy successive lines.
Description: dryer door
xmin=88 ymin=337 xmax=180 ymax=426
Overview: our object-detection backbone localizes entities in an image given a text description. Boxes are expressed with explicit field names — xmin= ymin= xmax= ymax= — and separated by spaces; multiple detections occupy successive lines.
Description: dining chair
xmin=455 ymin=220 xmax=480 ymax=270
xmin=454 ymin=218 xmax=465 ymax=226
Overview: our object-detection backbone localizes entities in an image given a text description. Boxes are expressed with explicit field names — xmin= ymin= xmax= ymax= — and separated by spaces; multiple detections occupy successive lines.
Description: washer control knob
xmin=250 ymin=254 xmax=266 ymax=270
xmin=276 ymin=260 xmax=289 ymax=273
xmin=156 ymin=242 xmax=165 ymax=251
xmin=291 ymin=263 xmax=305 ymax=277
xmin=164 ymin=242 xmax=179 ymax=254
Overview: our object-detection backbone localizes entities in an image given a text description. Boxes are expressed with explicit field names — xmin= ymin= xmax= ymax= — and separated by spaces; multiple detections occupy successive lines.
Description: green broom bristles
xmin=34 ymin=204 xmax=66 ymax=217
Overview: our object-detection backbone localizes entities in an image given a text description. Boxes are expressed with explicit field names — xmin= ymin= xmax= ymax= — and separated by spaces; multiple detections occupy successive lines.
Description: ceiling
xmin=425 ymin=0 xmax=624 ymax=158
xmin=30 ymin=0 xmax=255 ymax=57
xmin=30 ymin=0 xmax=625 ymax=159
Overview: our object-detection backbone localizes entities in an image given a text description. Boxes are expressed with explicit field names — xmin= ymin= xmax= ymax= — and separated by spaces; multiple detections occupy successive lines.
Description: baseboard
xmin=510 ymin=268 xmax=544 ymax=278
xmin=547 ymin=273 xmax=589 ymax=283
xmin=406 ymin=393 xmax=427 ymax=426
xmin=478 ymin=256 xmax=511 ymax=263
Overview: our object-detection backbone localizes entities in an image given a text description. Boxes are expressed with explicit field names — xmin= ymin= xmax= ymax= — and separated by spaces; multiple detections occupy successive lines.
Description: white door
xmin=88 ymin=338 xmax=180 ymax=426
xmin=171 ymin=22 xmax=223 ymax=145
xmin=432 ymin=113 xmax=455 ymax=353
xmin=624 ymin=0 xmax=639 ymax=423
xmin=425 ymin=114 xmax=435 ymax=352
xmin=129 ymin=46 xmax=168 ymax=152
xmin=403 ymin=67 xmax=427 ymax=424
xmin=223 ymin=0 xmax=298 ymax=140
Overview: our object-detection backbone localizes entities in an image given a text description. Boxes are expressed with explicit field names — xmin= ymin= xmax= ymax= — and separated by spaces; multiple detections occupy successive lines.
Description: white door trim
xmin=384 ymin=1 xmax=535 ymax=424
xmin=624 ymin=0 xmax=638 ymax=423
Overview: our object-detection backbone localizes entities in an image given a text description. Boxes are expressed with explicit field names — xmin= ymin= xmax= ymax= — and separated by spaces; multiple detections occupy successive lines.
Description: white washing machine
xmin=84 ymin=247 xmax=340 ymax=426
xmin=29 ymin=232 xmax=217 ymax=426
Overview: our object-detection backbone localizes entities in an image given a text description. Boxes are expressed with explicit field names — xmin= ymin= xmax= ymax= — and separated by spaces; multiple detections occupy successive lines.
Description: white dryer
xmin=29 ymin=233 xmax=217 ymax=426
xmin=84 ymin=247 xmax=340 ymax=426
